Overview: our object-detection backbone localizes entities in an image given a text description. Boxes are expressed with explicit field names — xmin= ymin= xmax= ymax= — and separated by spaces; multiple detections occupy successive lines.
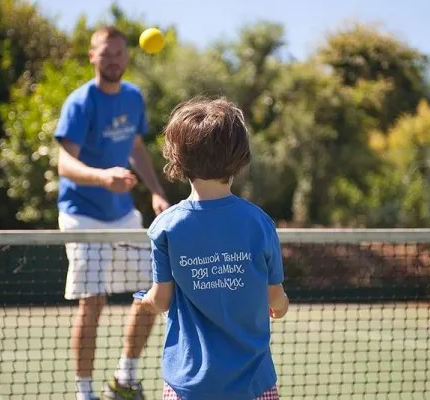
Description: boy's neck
xmin=189 ymin=179 xmax=232 ymax=201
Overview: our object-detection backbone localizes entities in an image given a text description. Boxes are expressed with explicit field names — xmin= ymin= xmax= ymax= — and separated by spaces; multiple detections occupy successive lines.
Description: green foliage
xmin=384 ymin=100 xmax=430 ymax=167
xmin=0 ymin=60 xmax=93 ymax=225
xmin=1 ymin=1 xmax=430 ymax=228
xmin=0 ymin=0 xmax=69 ymax=101
xmin=224 ymin=22 xmax=285 ymax=122
xmin=246 ymin=62 xmax=378 ymax=225
xmin=69 ymin=15 xmax=93 ymax=60
xmin=330 ymin=100 xmax=430 ymax=228
xmin=316 ymin=23 xmax=430 ymax=131
xmin=0 ymin=0 xmax=70 ymax=227
xmin=364 ymin=101 xmax=430 ymax=227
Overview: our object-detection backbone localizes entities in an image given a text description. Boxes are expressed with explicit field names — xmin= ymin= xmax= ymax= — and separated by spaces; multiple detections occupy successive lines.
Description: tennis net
xmin=1 ymin=229 xmax=429 ymax=399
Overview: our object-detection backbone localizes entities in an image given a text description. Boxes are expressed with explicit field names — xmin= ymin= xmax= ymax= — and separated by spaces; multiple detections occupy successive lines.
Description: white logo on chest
xmin=103 ymin=114 xmax=136 ymax=142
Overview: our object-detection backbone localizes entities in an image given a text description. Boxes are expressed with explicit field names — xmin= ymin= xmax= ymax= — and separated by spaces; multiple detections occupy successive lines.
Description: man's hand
xmin=99 ymin=167 xmax=137 ymax=193
xmin=152 ymin=193 xmax=170 ymax=215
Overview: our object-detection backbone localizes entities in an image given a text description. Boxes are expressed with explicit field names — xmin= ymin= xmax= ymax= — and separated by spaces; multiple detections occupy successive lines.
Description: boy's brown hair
xmin=163 ymin=97 xmax=251 ymax=183
xmin=90 ymin=26 xmax=127 ymax=49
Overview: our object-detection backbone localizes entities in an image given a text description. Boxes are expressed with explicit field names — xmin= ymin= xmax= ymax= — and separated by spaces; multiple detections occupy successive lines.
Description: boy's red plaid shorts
xmin=162 ymin=383 xmax=279 ymax=399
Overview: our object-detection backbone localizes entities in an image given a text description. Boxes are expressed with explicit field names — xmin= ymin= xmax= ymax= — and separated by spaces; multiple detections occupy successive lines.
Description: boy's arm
xmin=141 ymin=282 xmax=174 ymax=314
xmin=268 ymin=284 xmax=289 ymax=319
xmin=266 ymin=224 xmax=288 ymax=319
xmin=141 ymin=233 xmax=173 ymax=314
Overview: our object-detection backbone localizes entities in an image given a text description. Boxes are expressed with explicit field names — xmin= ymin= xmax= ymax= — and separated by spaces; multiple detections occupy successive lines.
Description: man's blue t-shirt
xmin=55 ymin=79 xmax=148 ymax=221
xmin=147 ymin=195 xmax=284 ymax=400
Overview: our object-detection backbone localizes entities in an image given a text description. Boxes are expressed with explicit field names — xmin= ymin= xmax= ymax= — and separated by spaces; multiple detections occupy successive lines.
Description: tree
xmin=0 ymin=0 xmax=70 ymax=227
xmin=131 ymin=22 xmax=288 ymax=210
xmin=2 ymin=2 xmax=430 ymax=229
xmin=0 ymin=0 xmax=69 ymax=102
xmin=316 ymin=23 xmax=429 ymax=131
xmin=328 ymin=100 xmax=430 ymax=228
xmin=0 ymin=60 xmax=93 ymax=225
xmin=367 ymin=100 xmax=430 ymax=226
xmin=0 ymin=2 xmax=180 ymax=226
xmin=211 ymin=21 xmax=286 ymax=132
xmin=244 ymin=62 xmax=377 ymax=225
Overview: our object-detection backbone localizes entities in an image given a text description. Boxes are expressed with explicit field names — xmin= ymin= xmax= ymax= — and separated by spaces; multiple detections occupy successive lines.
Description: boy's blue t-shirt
xmin=147 ymin=195 xmax=284 ymax=400
xmin=55 ymin=79 xmax=148 ymax=221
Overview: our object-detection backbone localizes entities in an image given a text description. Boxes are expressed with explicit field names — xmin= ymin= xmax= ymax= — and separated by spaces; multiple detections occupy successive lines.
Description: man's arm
xmin=129 ymin=136 xmax=165 ymax=196
xmin=58 ymin=139 xmax=137 ymax=193
xmin=129 ymin=136 xmax=170 ymax=213
xmin=58 ymin=139 xmax=103 ymax=186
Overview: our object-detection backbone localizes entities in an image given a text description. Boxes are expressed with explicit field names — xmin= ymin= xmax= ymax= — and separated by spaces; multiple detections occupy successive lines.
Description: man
xmin=55 ymin=26 xmax=169 ymax=400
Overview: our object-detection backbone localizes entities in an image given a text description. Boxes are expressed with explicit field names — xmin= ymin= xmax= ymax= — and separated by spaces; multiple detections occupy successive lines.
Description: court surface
xmin=1 ymin=303 xmax=429 ymax=399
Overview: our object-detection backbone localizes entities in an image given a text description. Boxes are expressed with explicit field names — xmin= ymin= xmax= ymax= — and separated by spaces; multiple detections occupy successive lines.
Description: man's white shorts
xmin=59 ymin=209 xmax=152 ymax=300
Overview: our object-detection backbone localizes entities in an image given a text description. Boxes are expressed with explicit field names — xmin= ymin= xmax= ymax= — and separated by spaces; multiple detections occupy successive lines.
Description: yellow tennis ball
xmin=139 ymin=28 xmax=165 ymax=54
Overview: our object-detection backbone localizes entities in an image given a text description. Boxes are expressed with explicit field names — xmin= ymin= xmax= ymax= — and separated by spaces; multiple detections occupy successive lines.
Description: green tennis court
xmin=1 ymin=303 xmax=429 ymax=399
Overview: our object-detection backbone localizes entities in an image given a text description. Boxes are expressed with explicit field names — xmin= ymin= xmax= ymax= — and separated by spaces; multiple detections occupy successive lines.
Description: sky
xmin=31 ymin=0 xmax=430 ymax=60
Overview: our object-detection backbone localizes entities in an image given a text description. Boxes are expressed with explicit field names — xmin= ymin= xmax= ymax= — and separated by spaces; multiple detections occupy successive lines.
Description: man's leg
xmin=72 ymin=295 xmax=106 ymax=399
xmin=60 ymin=212 xmax=112 ymax=399
xmin=101 ymin=209 xmax=155 ymax=399
xmin=65 ymin=240 xmax=109 ymax=400
xmin=72 ymin=295 xmax=106 ymax=376
xmin=115 ymin=300 xmax=156 ymax=385
xmin=101 ymin=303 xmax=156 ymax=400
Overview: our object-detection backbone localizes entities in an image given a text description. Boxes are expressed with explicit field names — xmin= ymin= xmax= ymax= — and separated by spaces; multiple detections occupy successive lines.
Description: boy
xmin=140 ymin=97 xmax=289 ymax=399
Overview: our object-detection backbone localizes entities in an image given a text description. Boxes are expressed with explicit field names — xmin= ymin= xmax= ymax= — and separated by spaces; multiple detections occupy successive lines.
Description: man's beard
xmin=100 ymin=67 xmax=124 ymax=83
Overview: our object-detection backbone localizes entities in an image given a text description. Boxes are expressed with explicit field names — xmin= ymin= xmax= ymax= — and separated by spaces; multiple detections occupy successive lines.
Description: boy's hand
xmin=270 ymin=294 xmax=289 ymax=319
xmin=139 ymin=296 xmax=158 ymax=314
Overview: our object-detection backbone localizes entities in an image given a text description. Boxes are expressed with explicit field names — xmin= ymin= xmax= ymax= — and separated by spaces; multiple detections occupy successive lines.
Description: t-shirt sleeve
xmin=265 ymin=225 xmax=284 ymax=285
xmin=150 ymin=240 xmax=173 ymax=282
xmin=148 ymin=219 xmax=173 ymax=283
xmin=55 ymin=97 xmax=90 ymax=146
xmin=137 ymin=94 xmax=149 ymax=136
